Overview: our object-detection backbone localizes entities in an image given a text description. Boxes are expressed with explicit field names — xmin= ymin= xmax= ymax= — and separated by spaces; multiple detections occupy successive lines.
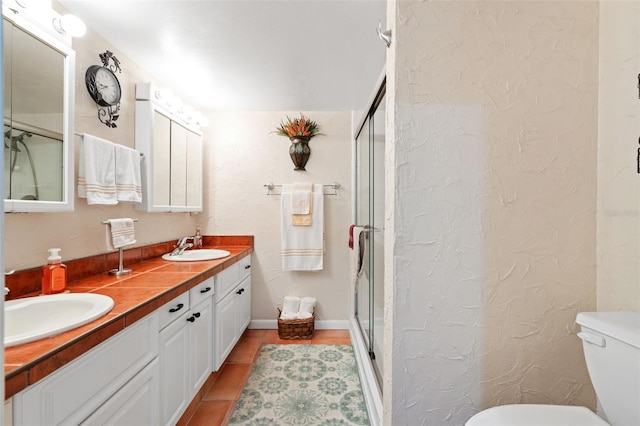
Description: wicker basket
xmin=277 ymin=308 xmax=315 ymax=340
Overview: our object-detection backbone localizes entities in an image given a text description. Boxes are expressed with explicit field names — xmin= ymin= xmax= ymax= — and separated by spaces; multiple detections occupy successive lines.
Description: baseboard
xmin=249 ymin=319 xmax=350 ymax=330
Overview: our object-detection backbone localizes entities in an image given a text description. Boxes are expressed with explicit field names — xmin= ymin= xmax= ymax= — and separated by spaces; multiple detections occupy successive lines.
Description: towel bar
xmin=264 ymin=182 xmax=340 ymax=196
xmin=101 ymin=219 xmax=139 ymax=224
xmin=76 ymin=134 xmax=144 ymax=156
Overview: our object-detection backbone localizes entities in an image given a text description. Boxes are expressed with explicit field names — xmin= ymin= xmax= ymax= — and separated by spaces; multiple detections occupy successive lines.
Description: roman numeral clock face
xmin=85 ymin=65 xmax=121 ymax=107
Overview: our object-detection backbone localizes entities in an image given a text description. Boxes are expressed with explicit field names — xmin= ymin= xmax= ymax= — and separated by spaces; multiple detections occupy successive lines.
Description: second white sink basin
xmin=5 ymin=293 xmax=115 ymax=348
xmin=162 ymin=249 xmax=231 ymax=262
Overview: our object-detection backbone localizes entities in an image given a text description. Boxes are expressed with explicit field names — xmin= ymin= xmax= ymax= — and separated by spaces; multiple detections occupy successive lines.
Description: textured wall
xmin=597 ymin=1 xmax=640 ymax=312
xmin=4 ymin=14 xmax=196 ymax=271
xmin=201 ymin=111 xmax=353 ymax=322
xmin=386 ymin=1 xmax=598 ymax=424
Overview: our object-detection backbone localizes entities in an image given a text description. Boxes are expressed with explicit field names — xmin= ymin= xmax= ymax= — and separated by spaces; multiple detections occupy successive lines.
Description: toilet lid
xmin=466 ymin=404 xmax=610 ymax=426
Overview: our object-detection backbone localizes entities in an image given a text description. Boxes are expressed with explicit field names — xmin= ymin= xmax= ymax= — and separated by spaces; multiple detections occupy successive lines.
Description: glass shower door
xmin=371 ymin=95 xmax=385 ymax=383
xmin=355 ymin=79 xmax=385 ymax=387
xmin=356 ymin=117 xmax=371 ymax=352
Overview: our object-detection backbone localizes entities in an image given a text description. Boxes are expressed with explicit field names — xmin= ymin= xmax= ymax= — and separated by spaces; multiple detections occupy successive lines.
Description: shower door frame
xmin=354 ymin=77 xmax=386 ymax=389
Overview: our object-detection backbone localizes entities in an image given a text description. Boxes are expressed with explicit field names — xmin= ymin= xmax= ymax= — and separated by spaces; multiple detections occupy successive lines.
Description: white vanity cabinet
xmin=12 ymin=313 xmax=160 ymax=425
xmin=188 ymin=281 xmax=214 ymax=395
xmin=135 ymin=83 xmax=203 ymax=213
xmin=159 ymin=292 xmax=190 ymax=425
xmin=8 ymin=255 xmax=256 ymax=425
xmin=214 ymin=256 xmax=252 ymax=371
xmin=159 ymin=278 xmax=214 ymax=426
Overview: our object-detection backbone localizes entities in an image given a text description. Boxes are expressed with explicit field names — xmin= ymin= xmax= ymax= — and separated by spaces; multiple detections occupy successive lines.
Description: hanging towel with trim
xmin=105 ymin=218 xmax=136 ymax=250
xmin=291 ymin=182 xmax=313 ymax=226
xmin=115 ymin=144 xmax=142 ymax=203
xmin=281 ymin=184 xmax=324 ymax=271
xmin=78 ymin=134 xmax=117 ymax=205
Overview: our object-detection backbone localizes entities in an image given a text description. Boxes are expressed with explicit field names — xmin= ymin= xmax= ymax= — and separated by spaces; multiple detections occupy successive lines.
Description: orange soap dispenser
xmin=42 ymin=248 xmax=67 ymax=295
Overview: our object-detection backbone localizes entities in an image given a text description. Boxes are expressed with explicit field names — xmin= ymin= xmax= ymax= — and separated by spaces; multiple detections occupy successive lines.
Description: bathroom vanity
xmin=4 ymin=238 xmax=253 ymax=425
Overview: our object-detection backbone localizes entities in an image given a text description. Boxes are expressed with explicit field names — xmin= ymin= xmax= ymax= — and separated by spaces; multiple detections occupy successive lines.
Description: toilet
xmin=466 ymin=311 xmax=640 ymax=426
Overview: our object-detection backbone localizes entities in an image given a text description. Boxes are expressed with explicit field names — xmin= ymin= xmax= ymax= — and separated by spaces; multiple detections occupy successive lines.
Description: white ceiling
xmin=59 ymin=0 xmax=387 ymax=112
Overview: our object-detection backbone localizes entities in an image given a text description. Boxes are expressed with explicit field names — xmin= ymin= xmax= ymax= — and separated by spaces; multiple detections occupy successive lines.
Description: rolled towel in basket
xmin=280 ymin=311 xmax=298 ymax=320
xmin=299 ymin=296 xmax=316 ymax=314
xmin=296 ymin=312 xmax=313 ymax=319
xmin=281 ymin=296 xmax=300 ymax=320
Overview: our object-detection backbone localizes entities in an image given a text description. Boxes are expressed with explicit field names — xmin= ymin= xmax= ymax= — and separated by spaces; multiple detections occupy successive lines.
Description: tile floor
xmin=182 ymin=329 xmax=352 ymax=426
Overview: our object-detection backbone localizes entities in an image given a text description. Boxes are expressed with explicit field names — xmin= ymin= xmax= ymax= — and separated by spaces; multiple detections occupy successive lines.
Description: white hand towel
xmin=290 ymin=183 xmax=312 ymax=214
xmin=78 ymin=134 xmax=117 ymax=205
xmin=105 ymin=218 xmax=136 ymax=250
xmin=115 ymin=144 xmax=142 ymax=203
xmin=296 ymin=312 xmax=313 ymax=319
xmin=299 ymin=296 xmax=316 ymax=314
xmin=281 ymin=184 xmax=324 ymax=271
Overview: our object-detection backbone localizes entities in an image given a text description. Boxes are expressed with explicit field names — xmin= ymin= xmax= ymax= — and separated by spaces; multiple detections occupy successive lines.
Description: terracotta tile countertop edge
xmin=4 ymin=242 xmax=254 ymax=399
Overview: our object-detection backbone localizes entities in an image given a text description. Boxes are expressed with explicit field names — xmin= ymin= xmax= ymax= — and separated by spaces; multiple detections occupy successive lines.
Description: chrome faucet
xmin=5 ymin=269 xmax=14 ymax=297
xmin=171 ymin=237 xmax=194 ymax=256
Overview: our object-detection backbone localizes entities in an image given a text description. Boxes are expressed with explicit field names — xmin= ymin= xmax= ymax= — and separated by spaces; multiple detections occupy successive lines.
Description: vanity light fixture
xmin=143 ymin=83 xmax=206 ymax=129
xmin=52 ymin=14 xmax=86 ymax=37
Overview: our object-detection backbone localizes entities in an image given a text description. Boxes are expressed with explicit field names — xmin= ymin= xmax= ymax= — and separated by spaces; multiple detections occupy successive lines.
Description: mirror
xmin=3 ymin=10 xmax=75 ymax=212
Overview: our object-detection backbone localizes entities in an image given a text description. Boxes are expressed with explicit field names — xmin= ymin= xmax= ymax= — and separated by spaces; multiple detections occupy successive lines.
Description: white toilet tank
xmin=576 ymin=311 xmax=640 ymax=426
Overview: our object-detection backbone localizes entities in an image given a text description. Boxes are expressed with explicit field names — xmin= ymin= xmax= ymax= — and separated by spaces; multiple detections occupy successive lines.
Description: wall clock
xmin=85 ymin=50 xmax=122 ymax=128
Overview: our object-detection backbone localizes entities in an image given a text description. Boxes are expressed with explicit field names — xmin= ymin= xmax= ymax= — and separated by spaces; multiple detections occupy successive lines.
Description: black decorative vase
xmin=289 ymin=137 xmax=311 ymax=171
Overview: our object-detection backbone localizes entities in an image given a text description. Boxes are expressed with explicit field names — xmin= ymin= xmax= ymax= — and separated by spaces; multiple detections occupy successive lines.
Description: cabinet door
xmin=80 ymin=358 xmax=160 ymax=426
xmin=135 ymin=89 xmax=203 ymax=213
xmin=170 ymin=121 xmax=187 ymax=208
xmin=214 ymin=292 xmax=237 ymax=371
xmin=152 ymin=111 xmax=171 ymax=207
xmin=189 ymin=297 xmax=212 ymax=395
xmin=159 ymin=312 xmax=189 ymax=426
xmin=237 ymin=276 xmax=252 ymax=334
xmin=185 ymin=129 xmax=202 ymax=210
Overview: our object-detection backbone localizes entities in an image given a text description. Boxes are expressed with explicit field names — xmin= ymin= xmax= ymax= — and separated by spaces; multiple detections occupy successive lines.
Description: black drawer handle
xmin=187 ymin=316 xmax=195 ymax=323
xmin=169 ymin=303 xmax=184 ymax=313
xmin=236 ymin=288 xmax=245 ymax=295
xmin=244 ymin=265 xmax=251 ymax=269
xmin=193 ymin=312 xmax=201 ymax=318
xmin=200 ymin=286 xmax=212 ymax=294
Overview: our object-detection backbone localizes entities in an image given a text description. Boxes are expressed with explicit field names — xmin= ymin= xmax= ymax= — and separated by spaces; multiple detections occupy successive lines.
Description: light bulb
xmin=53 ymin=14 xmax=86 ymax=37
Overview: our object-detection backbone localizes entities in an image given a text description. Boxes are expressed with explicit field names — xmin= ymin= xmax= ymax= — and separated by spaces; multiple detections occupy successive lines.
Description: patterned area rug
xmin=229 ymin=344 xmax=370 ymax=425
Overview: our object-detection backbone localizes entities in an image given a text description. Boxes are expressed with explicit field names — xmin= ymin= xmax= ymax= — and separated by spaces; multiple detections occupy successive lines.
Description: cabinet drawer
xmin=240 ymin=256 xmax=252 ymax=280
xmin=214 ymin=262 xmax=241 ymax=303
xmin=80 ymin=358 xmax=160 ymax=425
xmin=190 ymin=276 xmax=214 ymax=307
xmin=159 ymin=292 xmax=190 ymax=330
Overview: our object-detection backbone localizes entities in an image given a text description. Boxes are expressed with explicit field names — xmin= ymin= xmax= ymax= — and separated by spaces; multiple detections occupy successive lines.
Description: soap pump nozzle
xmin=47 ymin=248 xmax=62 ymax=263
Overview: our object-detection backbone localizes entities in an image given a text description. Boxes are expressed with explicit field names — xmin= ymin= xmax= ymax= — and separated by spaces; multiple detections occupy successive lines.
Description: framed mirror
xmin=3 ymin=8 xmax=75 ymax=212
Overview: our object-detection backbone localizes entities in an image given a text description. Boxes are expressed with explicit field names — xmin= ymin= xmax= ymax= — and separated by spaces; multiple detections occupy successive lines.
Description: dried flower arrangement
xmin=275 ymin=114 xmax=321 ymax=140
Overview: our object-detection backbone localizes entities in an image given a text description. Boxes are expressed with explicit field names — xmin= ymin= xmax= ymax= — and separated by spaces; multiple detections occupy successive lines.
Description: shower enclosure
xmin=3 ymin=125 xmax=63 ymax=201
xmin=354 ymin=78 xmax=385 ymax=393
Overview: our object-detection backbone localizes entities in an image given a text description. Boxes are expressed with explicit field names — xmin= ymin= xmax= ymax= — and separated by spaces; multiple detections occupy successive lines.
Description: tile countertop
xmin=4 ymin=239 xmax=254 ymax=400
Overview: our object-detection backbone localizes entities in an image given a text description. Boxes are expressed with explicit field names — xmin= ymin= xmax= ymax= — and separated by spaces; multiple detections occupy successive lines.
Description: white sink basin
xmin=162 ymin=249 xmax=231 ymax=262
xmin=5 ymin=293 xmax=115 ymax=348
